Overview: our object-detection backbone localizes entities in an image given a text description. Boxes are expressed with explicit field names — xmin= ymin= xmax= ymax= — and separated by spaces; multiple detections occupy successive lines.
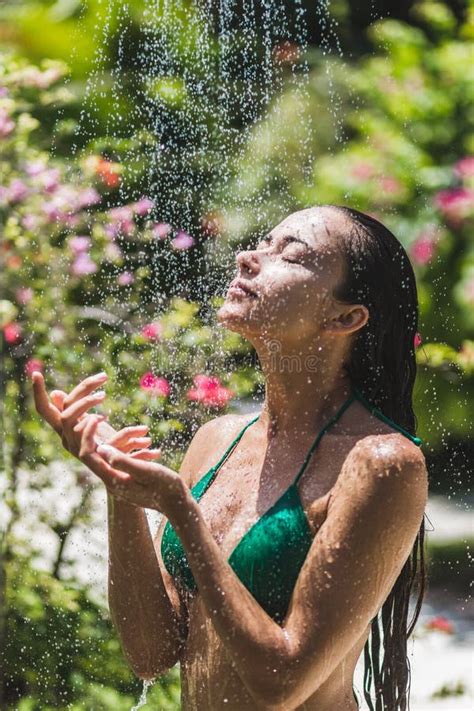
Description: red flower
xmin=3 ymin=322 xmax=22 ymax=344
xmin=414 ymin=332 xmax=422 ymax=348
xmin=186 ymin=374 xmax=234 ymax=408
xmin=141 ymin=322 xmax=162 ymax=341
xmin=425 ymin=615 xmax=454 ymax=634
xmin=25 ymin=358 xmax=44 ymax=376
xmin=96 ymin=158 xmax=121 ymax=189
xmin=139 ymin=372 xmax=170 ymax=397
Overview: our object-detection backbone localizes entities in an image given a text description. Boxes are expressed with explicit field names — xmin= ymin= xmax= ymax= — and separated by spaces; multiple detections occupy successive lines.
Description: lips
xmin=228 ymin=279 xmax=258 ymax=297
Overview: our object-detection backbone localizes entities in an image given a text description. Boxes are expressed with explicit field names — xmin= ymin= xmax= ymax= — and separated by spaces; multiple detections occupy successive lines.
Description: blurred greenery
xmin=1 ymin=0 xmax=473 ymax=707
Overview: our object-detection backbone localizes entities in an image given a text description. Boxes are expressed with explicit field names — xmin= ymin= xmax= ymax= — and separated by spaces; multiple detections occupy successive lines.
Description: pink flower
xmin=351 ymin=162 xmax=376 ymax=180
xmin=38 ymin=168 xmax=61 ymax=193
xmin=186 ymin=374 xmax=234 ymax=408
xmin=26 ymin=160 xmax=47 ymax=177
xmin=72 ymin=253 xmax=97 ymax=276
xmin=0 ymin=108 xmax=15 ymax=138
xmin=108 ymin=205 xmax=135 ymax=236
xmin=77 ymin=187 xmax=101 ymax=209
xmin=379 ymin=176 xmax=403 ymax=196
xmin=453 ymin=156 xmax=474 ymax=179
xmin=139 ymin=372 xmax=170 ymax=396
xmin=152 ymin=222 xmax=172 ymax=240
xmin=414 ymin=332 xmax=422 ymax=348
xmin=434 ymin=187 xmax=474 ymax=225
xmin=22 ymin=214 xmax=41 ymax=230
xmin=105 ymin=242 xmax=122 ymax=260
xmin=425 ymin=615 xmax=454 ymax=634
xmin=171 ymin=230 xmax=195 ymax=250
xmin=25 ymin=358 xmax=44 ymax=376
xmin=3 ymin=322 xmax=22 ymax=345
xmin=410 ymin=234 xmax=437 ymax=265
xmin=7 ymin=179 xmax=29 ymax=203
xmin=141 ymin=322 xmax=162 ymax=341
xmin=16 ymin=287 xmax=33 ymax=305
xmin=462 ymin=277 xmax=474 ymax=304
xmin=69 ymin=236 xmax=91 ymax=255
xmin=132 ymin=197 xmax=154 ymax=216
xmin=117 ymin=271 xmax=134 ymax=286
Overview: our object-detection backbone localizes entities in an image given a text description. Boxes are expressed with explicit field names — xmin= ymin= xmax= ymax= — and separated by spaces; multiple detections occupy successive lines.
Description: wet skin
xmin=33 ymin=206 xmax=428 ymax=710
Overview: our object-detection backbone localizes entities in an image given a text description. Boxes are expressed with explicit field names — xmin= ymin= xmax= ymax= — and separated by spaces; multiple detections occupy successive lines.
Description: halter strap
xmin=352 ymin=387 xmax=423 ymax=446
xmin=293 ymin=391 xmax=356 ymax=485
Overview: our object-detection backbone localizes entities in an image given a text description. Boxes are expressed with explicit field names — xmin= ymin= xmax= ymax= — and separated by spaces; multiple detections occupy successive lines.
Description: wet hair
xmin=326 ymin=205 xmax=427 ymax=711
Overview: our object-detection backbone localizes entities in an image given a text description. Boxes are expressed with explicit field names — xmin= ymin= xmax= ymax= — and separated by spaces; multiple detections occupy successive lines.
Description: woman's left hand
xmin=80 ymin=417 xmax=187 ymax=513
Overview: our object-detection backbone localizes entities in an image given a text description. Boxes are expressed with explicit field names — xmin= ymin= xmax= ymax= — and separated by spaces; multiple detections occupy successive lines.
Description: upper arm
xmin=281 ymin=435 xmax=428 ymax=704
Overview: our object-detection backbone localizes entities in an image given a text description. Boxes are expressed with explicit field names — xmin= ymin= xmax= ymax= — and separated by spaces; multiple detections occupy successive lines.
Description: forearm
xmin=107 ymin=494 xmax=183 ymax=678
xmin=167 ymin=489 xmax=293 ymax=701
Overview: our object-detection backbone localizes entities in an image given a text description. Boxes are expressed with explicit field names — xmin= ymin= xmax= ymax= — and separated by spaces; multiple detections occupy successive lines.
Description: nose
xmin=235 ymin=248 xmax=260 ymax=274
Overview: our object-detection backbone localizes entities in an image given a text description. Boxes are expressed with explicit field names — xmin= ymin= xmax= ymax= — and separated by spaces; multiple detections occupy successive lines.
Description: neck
xmin=253 ymin=335 xmax=354 ymax=436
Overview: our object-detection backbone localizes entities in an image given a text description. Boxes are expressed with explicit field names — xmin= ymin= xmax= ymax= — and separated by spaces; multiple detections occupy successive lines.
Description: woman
xmin=33 ymin=205 xmax=428 ymax=711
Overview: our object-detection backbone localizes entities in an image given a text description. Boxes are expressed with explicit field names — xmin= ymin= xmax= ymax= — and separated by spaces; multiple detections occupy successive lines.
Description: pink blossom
xmin=25 ymin=358 xmax=44 ymax=376
xmin=72 ymin=253 xmax=97 ymax=276
xmin=105 ymin=242 xmax=122 ymax=260
xmin=152 ymin=222 xmax=172 ymax=240
xmin=132 ymin=197 xmax=154 ymax=216
xmin=26 ymin=160 xmax=47 ymax=177
xmin=379 ymin=176 xmax=403 ymax=195
xmin=0 ymin=87 xmax=9 ymax=98
xmin=108 ymin=205 xmax=135 ymax=236
xmin=434 ymin=187 xmax=474 ymax=225
xmin=22 ymin=214 xmax=41 ymax=230
xmin=410 ymin=234 xmax=437 ymax=265
xmin=139 ymin=372 xmax=170 ymax=396
xmin=0 ymin=108 xmax=15 ymax=138
xmin=453 ymin=156 xmax=474 ymax=179
xmin=351 ymin=162 xmax=375 ymax=180
xmin=69 ymin=236 xmax=91 ymax=254
xmin=37 ymin=168 xmax=61 ymax=193
xmin=76 ymin=187 xmax=101 ymax=209
xmin=16 ymin=287 xmax=33 ymax=305
xmin=117 ymin=271 xmax=134 ymax=286
xmin=414 ymin=332 xmax=422 ymax=348
xmin=141 ymin=322 xmax=162 ymax=341
xmin=186 ymin=374 xmax=234 ymax=408
xmin=171 ymin=230 xmax=195 ymax=250
xmin=6 ymin=179 xmax=29 ymax=203
xmin=20 ymin=66 xmax=62 ymax=89
xmin=3 ymin=322 xmax=22 ymax=345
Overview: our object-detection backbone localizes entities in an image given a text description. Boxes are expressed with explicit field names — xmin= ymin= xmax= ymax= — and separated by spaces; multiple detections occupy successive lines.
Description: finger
xmin=73 ymin=414 xmax=106 ymax=433
xmin=79 ymin=416 xmax=102 ymax=458
xmin=61 ymin=391 xmax=107 ymax=426
xmin=63 ymin=372 xmax=108 ymax=409
xmin=50 ymin=390 xmax=67 ymax=412
xmin=119 ymin=437 xmax=153 ymax=453
xmin=82 ymin=450 xmax=132 ymax=487
xmin=108 ymin=426 xmax=150 ymax=448
xmin=31 ymin=372 xmax=62 ymax=433
xmin=131 ymin=449 xmax=162 ymax=461
xmin=96 ymin=444 xmax=172 ymax=484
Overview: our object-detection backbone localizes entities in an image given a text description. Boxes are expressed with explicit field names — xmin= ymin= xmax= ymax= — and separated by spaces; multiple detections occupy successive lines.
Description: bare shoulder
xmin=330 ymin=432 xmax=428 ymax=522
xmin=179 ymin=411 xmax=252 ymax=488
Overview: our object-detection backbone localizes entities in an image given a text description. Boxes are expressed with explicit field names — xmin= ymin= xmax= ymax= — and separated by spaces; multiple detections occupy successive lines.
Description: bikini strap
xmin=293 ymin=391 xmax=356 ymax=486
xmin=207 ymin=413 xmax=260 ymax=479
xmin=352 ymin=387 xmax=423 ymax=446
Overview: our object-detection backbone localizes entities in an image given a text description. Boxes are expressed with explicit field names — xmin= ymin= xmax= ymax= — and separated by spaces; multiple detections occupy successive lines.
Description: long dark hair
xmin=329 ymin=205 xmax=427 ymax=711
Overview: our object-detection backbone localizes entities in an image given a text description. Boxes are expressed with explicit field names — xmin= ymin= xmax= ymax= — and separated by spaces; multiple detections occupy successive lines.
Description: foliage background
xmin=1 ymin=0 xmax=473 ymax=708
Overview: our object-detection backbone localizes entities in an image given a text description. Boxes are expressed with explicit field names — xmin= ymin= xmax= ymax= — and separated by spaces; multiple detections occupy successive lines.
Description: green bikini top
xmin=160 ymin=387 xmax=423 ymax=624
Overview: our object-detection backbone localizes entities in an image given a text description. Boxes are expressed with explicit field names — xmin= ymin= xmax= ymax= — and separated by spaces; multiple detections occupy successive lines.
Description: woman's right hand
xmin=31 ymin=371 xmax=159 ymax=475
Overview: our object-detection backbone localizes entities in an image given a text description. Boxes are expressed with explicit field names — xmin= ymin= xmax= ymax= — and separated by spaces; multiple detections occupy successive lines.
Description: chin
xmin=216 ymin=300 xmax=257 ymax=335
